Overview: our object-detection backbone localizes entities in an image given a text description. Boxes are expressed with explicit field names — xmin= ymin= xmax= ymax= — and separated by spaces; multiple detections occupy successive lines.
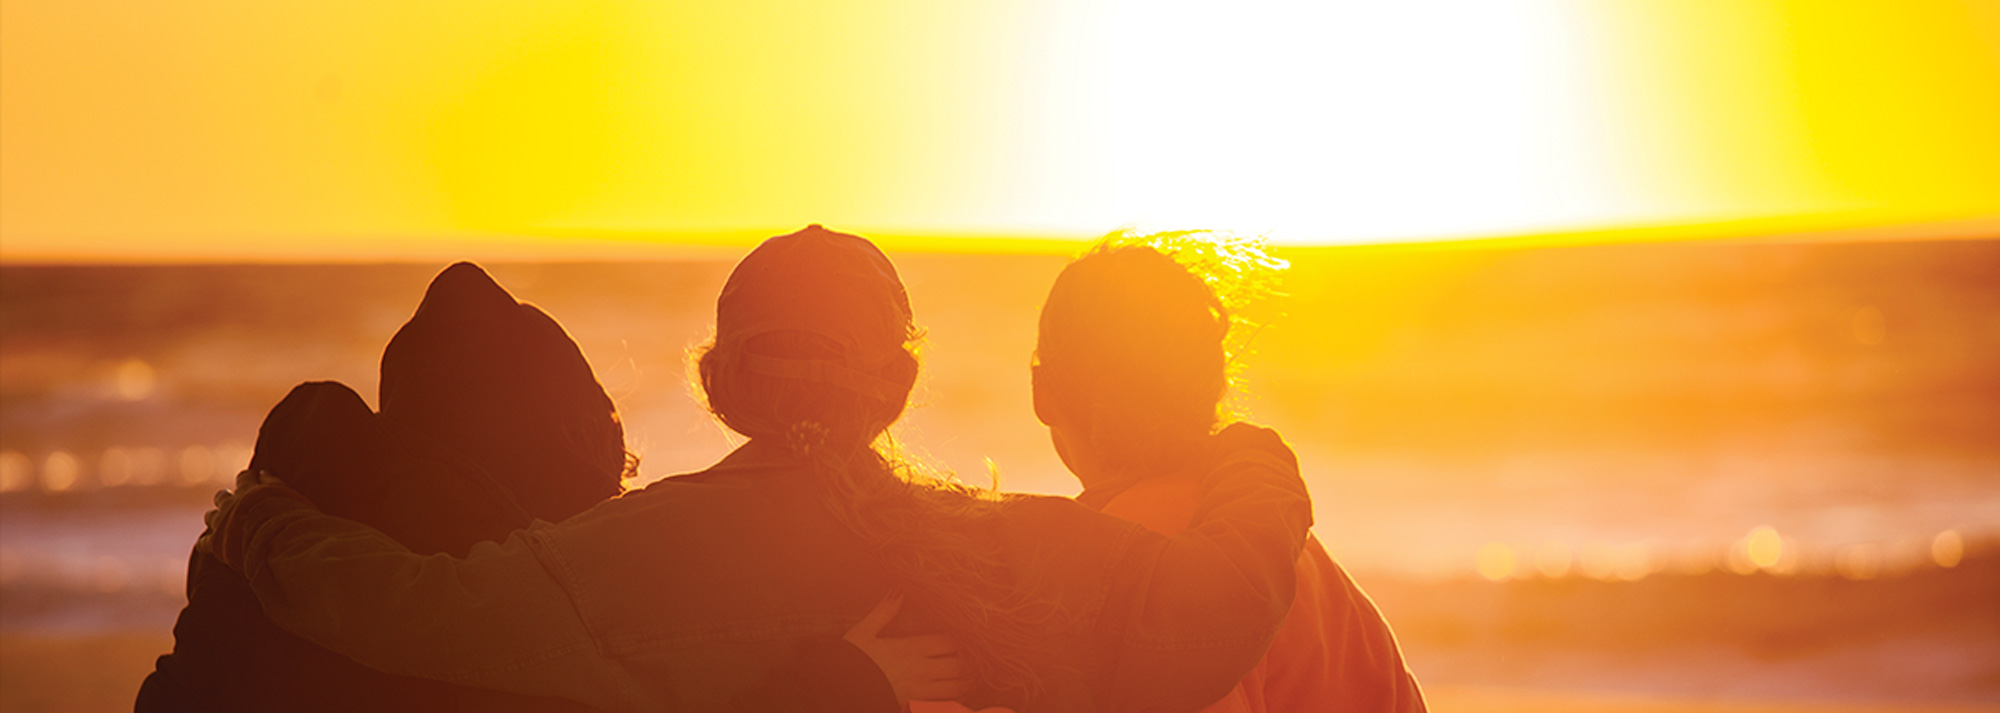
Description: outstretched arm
xmin=202 ymin=472 xmax=657 ymax=711
xmin=205 ymin=472 xmax=954 ymax=713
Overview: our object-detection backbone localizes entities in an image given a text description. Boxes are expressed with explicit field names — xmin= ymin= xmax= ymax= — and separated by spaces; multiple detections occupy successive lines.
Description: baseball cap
xmin=714 ymin=225 xmax=913 ymax=403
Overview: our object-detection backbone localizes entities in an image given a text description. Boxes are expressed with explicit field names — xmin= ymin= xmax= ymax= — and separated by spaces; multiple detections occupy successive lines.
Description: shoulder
xmin=989 ymin=495 xmax=1148 ymax=569
xmin=998 ymin=492 xmax=1135 ymax=529
xmin=548 ymin=458 xmax=809 ymax=537
xmin=617 ymin=446 xmax=811 ymax=499
xmin=1100 ymin=477 xmax=1204 ymax=536
xmin=1209 ymin=424 xmax=1298 ymax=478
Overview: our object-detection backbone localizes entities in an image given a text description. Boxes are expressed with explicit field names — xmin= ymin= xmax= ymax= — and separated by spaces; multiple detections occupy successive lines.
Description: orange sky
xmin=3 ymin=0 xmax=1997 ymax=261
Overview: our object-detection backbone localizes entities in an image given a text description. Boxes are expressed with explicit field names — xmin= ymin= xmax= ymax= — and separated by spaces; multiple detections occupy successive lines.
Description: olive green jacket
xmin=228 ymin=426 xmax=1311 ymax=712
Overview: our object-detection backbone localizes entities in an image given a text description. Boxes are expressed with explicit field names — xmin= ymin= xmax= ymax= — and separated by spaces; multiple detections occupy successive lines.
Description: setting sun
xmin=4 ymin=0 xmax=1997 ymax=261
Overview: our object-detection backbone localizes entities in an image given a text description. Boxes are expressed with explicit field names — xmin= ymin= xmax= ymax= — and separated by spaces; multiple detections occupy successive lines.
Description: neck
xmin=1074 ymin=438 xmax=1208 ymax=502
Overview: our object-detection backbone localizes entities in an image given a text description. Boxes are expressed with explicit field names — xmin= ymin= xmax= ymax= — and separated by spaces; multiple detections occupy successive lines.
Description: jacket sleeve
xmin=228 ymin=492 xmax=661 ymax=712
xmin=1092 ymin=423 xmax=1314 ymax=713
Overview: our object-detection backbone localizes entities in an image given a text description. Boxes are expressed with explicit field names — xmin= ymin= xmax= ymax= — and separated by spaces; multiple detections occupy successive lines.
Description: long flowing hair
xmin=692 ymin=329 xmax=1061 ymax=701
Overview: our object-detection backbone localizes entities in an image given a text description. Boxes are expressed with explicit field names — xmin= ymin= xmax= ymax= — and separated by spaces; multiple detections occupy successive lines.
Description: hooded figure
xmin=136 ymin=263 xmax=624 ymax=712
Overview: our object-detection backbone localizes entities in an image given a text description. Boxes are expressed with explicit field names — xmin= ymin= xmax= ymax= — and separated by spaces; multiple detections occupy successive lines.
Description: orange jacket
xmin=1096 ymin=475 xmax=1427 ymax=713
xmin=917 ymin=473 xmax=1426 ymax=713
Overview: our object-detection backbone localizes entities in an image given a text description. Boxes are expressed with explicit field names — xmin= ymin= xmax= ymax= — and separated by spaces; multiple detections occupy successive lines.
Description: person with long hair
xmin=199 ymin=225 xmax=1314 ymax=712
xmin=1030 ymin=231 xmax=1426 ymax=712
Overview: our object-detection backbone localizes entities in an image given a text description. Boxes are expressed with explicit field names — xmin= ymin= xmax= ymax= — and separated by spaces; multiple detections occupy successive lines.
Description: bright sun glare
xmin=1092 ymin=0 xmax=1618 ymax=243
xmin=1 ymin=0 xmax=1996 ymax=259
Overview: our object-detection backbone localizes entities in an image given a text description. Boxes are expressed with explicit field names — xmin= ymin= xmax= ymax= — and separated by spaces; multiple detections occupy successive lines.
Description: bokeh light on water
xmin=1932 ymin=529 xmax=1964 ymax=569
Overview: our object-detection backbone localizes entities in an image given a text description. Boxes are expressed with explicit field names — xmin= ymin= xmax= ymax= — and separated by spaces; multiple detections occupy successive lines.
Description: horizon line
xmin=3 ymin=214 xmax=1994 ymax=266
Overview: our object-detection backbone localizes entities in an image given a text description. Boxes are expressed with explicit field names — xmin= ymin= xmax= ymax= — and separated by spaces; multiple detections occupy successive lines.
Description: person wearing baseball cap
xmin=199 ymin=225 xmax=1316 ymax=712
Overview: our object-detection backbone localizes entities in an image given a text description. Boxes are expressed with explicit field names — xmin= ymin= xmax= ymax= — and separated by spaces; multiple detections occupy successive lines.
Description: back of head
xmin=1035 ymin=230 xmax=1285 ymax=473
xmin=694 ymin=226 xmax=1055 ymax=702
xmin=696 ymin=224 xmax=919 ymax=447
xmin=380 ymin=262 xmax=629 ymax=524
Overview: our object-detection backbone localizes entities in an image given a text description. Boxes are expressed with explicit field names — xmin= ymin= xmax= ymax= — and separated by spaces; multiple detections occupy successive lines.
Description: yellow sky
xmin=2 ymin=0 xmax=1997 ymax=260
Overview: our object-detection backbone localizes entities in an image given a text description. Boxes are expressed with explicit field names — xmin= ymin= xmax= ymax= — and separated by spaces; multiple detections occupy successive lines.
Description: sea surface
xmin=2 ymin=239 xmax=1997 ymax=704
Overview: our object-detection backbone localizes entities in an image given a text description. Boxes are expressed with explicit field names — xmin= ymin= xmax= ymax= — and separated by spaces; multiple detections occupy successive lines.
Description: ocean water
xmin=8 ymin=241 xmax=1997 ymax=560
xmin=2 ymin=240 xmax=1998 ymax=700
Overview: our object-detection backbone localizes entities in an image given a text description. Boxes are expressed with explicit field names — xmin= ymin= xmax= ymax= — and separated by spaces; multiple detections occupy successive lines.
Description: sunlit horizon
xmin=5 ymin=0 xmax=1999 ymax=261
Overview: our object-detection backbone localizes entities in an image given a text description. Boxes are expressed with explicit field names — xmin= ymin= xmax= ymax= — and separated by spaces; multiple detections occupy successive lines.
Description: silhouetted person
xmin=137 ymin=263 xmax=624 ymax=712
xmin=140 ymin=264 xmax=908 ymax=712
xmin=1034 ymin=232 xmax=1425 ymax=712
xmin=198 ymin=225 xmax=1315 ymax=712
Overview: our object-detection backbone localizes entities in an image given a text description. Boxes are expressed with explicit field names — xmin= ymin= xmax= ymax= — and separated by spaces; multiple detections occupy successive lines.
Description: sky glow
xmin=2 ymin=0 xmax=1996 ymax=260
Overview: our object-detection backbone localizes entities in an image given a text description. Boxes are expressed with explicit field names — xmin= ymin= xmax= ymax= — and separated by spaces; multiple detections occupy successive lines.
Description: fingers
xmin=233 ymin=469 xmax=263 ymax=492
xmin=203 ymin=489 xmax=230 ymax=531
xmin=901 ymin=637 xmax=968 ymax=700
xmin=1213 ymin=422 xmax=1291 ymax=462
xmin=841 ymin=595 xmax=974 ymax=704
xmin=844 ymin=593 xmax=904 ymax=641
xmin=202 ymin=483 xmax=244 ymax=563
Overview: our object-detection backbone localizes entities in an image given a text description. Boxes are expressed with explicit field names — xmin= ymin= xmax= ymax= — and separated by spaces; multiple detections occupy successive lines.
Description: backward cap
xmin=716 ymin=225 xmax=912 ymax=365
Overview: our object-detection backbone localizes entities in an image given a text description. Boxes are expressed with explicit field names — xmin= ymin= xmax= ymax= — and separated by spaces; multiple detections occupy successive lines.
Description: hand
xmin=1210 ymin=422 xmax=1297 ymax=470
xmin=842 ymin=594 xmax=972 ymax=703
xmin=195 ymin=469 xmax=284 ymax=561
